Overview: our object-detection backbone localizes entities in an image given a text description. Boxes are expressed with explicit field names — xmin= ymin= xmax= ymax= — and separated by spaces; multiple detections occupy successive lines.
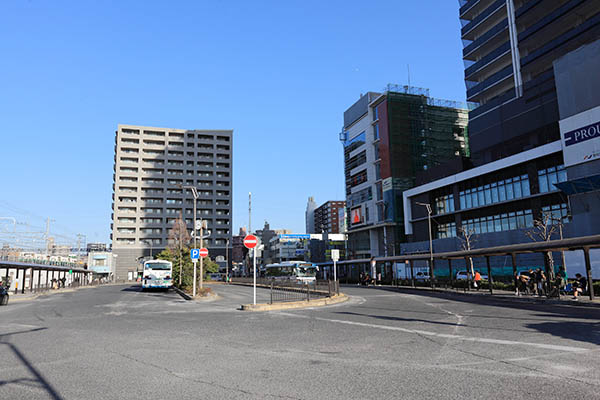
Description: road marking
xmin=279 ymin=313 xmax=587 ymax=353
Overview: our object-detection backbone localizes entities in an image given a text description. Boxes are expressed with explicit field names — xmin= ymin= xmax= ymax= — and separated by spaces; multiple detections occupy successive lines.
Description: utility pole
xmin=76 ymin=234 xmax=84 ymax=261
xmin=45 ymin=217 xmax=55 ymax=257
xmin=248 ymin=192 xmax=252 ymax=233
xmin=179 ymin=215 xmax=183 ymax=286
xmin=249 ymin=192 xmax=252 ymax=277
xmin=199 ymin=219 xmax=207 ymax=290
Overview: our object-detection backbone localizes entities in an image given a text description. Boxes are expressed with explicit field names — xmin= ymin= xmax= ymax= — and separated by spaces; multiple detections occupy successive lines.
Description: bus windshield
xmin=145 ymin=262 xmax=171 ymax=271
xmin=296 ymin=264 xmax=316 ymax=277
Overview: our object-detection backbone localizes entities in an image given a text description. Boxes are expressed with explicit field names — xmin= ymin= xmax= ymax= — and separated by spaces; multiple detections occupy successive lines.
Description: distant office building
xmin=305 ymin=197 xmax=317 ymax=234
xmin=341 ymin=86 xmax=469 ymax=259
xmin=255 ymin=222 xmax=291 ymax=266
xmin=87 ymin=243 xmax=107 ymax=253
xmin=231 ymin=227 xmax=247 ymax=264
xmin=87 ymin=252 xmax=114 ymax=277
xmin=313 ymin=200 xmax=346 ymax=234
xmin=111 ymin=124 xmax=233 ymax=281
xmin=401 ymin=2 xmax=600 ymax=273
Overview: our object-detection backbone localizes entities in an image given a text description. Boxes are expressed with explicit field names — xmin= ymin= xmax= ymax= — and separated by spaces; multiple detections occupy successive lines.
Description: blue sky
xmin=0 ymin=1 xmax=467 ymax=247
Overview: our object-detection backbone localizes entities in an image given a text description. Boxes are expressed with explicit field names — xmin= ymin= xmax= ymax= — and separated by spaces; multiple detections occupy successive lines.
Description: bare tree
xmin=525 ymin=211 xmax=557 ymax=280
xmin=458 ymin=226 xmax=476 ymax=279
xmin=168 ymin=212 xmax=191 ymax=285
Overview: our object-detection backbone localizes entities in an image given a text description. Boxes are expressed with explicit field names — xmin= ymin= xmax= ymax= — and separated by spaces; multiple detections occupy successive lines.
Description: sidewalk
xmin=353 ymin=283 xmax=600 ymax=307
xmin=7 ymin=283 xmax=122 ymax=303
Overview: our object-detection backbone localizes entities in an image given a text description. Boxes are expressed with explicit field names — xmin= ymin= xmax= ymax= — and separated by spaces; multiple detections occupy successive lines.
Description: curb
xmin=390 ymin=286 xmax=600 ymax=308
xmin=240 ymin=293 xmax=348 ymax=311
xmin=9 ymin=287 xmax=82 ymax=303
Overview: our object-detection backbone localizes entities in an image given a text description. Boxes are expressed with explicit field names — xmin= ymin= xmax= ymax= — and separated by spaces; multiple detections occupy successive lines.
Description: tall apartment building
xmin=305 ymin=196 xmax=317 ymax=234
xmin=402 ymin=1 xmax=600 ymax=273
xmin=313 ymin=200 xmax=346 ymax=234
xmin=341 ymin=86 xmax=470 ymax=259
xmin=111 ymin=124 xmax=233 ymax=281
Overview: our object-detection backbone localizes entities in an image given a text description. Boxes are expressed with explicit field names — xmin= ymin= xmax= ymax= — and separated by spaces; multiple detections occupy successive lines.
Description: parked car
xmin=209 ymin=273 xmax=225 ymax=282
xmin=456 ymin=270 xmax=489 ymax=280
xmin=0 ymin=285 xmax=9 ymax=306
xmin=414 ymin=271 xmax=431 ymax=281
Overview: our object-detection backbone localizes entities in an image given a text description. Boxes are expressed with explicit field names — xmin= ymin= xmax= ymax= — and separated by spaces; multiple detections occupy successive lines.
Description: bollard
xmin=270 ymin=281 xmax=274 ymax=304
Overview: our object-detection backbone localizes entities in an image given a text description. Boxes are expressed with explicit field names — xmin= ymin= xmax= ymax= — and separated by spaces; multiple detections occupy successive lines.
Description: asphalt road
xmin=1 ymin=283 xmax=599 ymax=399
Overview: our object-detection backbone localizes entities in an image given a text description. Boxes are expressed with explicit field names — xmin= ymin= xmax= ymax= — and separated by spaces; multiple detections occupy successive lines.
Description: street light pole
xmin=180 ymin=184 xmax=199 ymax=297
xmin=416 ymin=202 xmax=434 ymax=288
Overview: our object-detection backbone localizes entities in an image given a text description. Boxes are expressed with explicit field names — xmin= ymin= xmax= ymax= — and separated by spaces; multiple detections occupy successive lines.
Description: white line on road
xmin=279 ymin=313 xmax=588 ymax=353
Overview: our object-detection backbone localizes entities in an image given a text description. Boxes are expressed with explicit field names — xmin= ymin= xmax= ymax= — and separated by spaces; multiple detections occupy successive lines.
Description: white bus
xmin=264 ymin=261 xmax=318 ymax=284
xmin=142 ymin=260 xmax=173 ymax=290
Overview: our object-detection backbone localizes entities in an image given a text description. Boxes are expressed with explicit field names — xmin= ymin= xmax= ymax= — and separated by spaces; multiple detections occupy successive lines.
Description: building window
xmin=541 ymin=203 xmax=569 ymax=223
xmin=434 ymin=194 xmax=454 ymax=214
xmin=462 ymin=209 xmax=533 ymax=234
xmin=374 ymin=124 xmax=379 ymax=140
xmin=343 ymin=132 xmax=366 ymax=153
xmin=538 ymin=165 xmax=567 ymax=193
xmin=459 ymin=174 xmax=530 ymax=210
xmin=437 ymin=222 xmax=456 ymax=239
xmin=348 ymin=187 xmax=372 ymax=207
xmin=349 ymin=170 xmax=368 ymax=187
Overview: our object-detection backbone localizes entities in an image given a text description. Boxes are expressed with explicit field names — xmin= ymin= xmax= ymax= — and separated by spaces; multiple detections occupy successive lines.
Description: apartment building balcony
xmin=466 ymin=64 xmax=514 ymax=102
xmin=464 ymin=41 xmax=511 ymax=81
xmin=463 ymin=18 xmax=508 ymax=60
xmin=520 ymin=10 xmax=600 ymax=79
xmin=461 ymin=0 xmax=506 ymax=41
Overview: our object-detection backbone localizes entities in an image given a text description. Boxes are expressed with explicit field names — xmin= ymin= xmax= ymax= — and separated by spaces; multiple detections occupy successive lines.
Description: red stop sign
xmin=199 ymin=248 xmax=209 ymax=258
xmin=243 ymin=235 xmax=258 ymax=249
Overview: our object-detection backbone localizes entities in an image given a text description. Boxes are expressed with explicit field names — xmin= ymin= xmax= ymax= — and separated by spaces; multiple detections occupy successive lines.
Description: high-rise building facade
xmin=305 ymin=197 xmax=317 ymax=234
xmin=460 ymin=0 xmax=600 ymax=164
xmin=341 ymin=86 xmax=470 ymax=259
xmin=111 ymin=124 xmax=233 ymax=280
xmin=313 ymin=200 xmax=346 ymax=234
xmin=401 ymin=2 xmax=600 ymax=274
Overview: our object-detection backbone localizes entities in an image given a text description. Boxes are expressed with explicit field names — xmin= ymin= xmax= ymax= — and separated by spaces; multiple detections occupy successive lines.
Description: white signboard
xmin=559 ymin=105 xmax=600 ymax=167
xmin=331 ymin=249 xmax=339 ymax=262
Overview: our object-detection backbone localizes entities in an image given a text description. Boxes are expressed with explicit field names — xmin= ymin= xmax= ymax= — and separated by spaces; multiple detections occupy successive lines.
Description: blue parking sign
xmin=190 ymin=248 xmax=200 ymax=260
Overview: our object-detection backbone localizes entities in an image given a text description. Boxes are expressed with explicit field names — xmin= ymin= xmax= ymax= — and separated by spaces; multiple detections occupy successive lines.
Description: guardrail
xmin=231 ymin=278 xmax=340 ymax=304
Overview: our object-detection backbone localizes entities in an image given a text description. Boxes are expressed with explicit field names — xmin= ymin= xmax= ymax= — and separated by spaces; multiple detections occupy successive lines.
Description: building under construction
xmin=341 ymin=85 xmax=470 ymax=259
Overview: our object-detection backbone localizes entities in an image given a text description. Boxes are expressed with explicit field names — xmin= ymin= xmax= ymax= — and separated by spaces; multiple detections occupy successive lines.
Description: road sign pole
xmin=192 ymin=260 xmax=197 ymax=297
xmin=334 ymin=259 xmax=337 ymax=282
xmin=243 ymin=234 xmax=259 ymax=305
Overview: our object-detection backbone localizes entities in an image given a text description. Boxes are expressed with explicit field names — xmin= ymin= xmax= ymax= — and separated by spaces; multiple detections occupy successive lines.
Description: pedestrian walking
xmin=534 ymin=268 xmax=546 ymax=296
xmin=474 ymin=271 xmax=482 ymax=291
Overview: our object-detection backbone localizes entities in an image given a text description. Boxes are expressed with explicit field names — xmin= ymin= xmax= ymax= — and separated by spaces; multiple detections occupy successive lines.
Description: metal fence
xmin=231 ymin=278 xmax=340 ymax=304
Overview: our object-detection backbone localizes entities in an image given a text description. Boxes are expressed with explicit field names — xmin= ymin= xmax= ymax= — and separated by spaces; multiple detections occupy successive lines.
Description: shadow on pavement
xmin=0 ymin=327 xmax=63 ymax=400
xmin=334 ymin=310 xmax=538 ymax=334
xmin=121 ymin=286 xmax=142 ymax=292
xmin=349 ymin=286 xmax=600 ymax=345
xmin=120 ymin=285 xmax=176 ymax=299
xmin=361 ymin=286 xmax=600 ymax=320
xmin=525 ymin=321 xmax=600 ymax=346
